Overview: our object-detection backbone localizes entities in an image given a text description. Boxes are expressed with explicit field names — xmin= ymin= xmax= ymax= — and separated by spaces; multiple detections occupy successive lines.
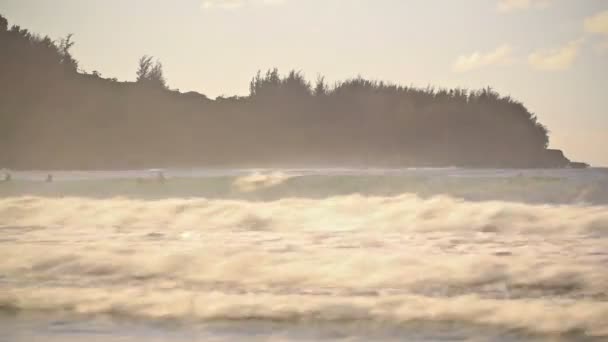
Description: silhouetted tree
xmin=58 ymin=34 xmax=78 ymax=72
xmin=0 ymin=14 xmax=574 ymax=169
xmin=136 ymin=55 xmax=166 ymax=88
xmin=314 ymin=75 xmax=327 ymax=96
xmin=136 ymin=55 xmax=153 ymax=81
xmin=0 ymin=14 xmax=7 ymax=31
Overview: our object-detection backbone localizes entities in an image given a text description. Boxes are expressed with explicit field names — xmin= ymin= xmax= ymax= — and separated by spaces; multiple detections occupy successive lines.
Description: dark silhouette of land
xmin=0 ymin=14 xmax=587 ymax=169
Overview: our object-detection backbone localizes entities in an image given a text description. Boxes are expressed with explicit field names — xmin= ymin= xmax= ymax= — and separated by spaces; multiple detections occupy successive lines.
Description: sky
xmin=1 ymin=0 xmax=607 ymax=165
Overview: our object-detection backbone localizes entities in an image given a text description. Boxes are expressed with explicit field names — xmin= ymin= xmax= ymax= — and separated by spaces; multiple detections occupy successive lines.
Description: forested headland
xmin=0 ymin=14 xmax=586 ymax=169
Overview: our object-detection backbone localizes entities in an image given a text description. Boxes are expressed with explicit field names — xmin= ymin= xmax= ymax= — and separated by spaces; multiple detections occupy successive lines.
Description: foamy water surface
xmin=1 ymin=168 xmax=607 ymax=341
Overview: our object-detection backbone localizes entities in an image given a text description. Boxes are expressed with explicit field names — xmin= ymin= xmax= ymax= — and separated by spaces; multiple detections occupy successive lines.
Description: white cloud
xmin=497 ymin=0 xmax=552 ymax=13
xmin=201 ymin=0 xmax=285 ymax=10
xmin=202 ymin=0 xmax=243 ymax=10
xmin=261 ymin=0 xmax=286 ymax=5
xmin=453 ymin=45 xmax=514 ymax=72
xmin=528 ymin=39 xmax=583 ymax=71
xmin=584 ymin=10 xmax=608 ymax=35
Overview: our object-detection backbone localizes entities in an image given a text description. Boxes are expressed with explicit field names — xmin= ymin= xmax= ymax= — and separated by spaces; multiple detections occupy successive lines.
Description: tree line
xmin=0 ymin=14 xmax=577 ymax=169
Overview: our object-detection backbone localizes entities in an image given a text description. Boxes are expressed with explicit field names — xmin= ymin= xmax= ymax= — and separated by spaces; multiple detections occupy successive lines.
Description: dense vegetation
xmin=0 ymin=14 xmax=577 ymax=169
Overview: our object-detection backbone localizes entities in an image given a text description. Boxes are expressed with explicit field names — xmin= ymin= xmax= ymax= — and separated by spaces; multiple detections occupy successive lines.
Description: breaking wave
xmin=232 ymin=171 xmax=294 ymax=192
xmin=2 ymin=168 xmax=608 ymax=204
xmin=1 ymin=169 xmax=608 ymax=339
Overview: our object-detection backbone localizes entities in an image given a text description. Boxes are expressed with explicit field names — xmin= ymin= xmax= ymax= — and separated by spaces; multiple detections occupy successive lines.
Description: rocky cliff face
xmin=542 ymin=149 xmax=571 ymax=168
xmin=536 ymin=150 xmax=588 ymax=169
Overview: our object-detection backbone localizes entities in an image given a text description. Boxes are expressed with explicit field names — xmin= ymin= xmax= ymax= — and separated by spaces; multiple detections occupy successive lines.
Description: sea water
xmin=1 ymin=168 xmax=607 ymax=341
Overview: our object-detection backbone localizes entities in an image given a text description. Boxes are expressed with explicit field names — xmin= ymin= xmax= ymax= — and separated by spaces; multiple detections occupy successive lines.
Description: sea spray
xmin=1 ymin=192 xmax=608 ymax=337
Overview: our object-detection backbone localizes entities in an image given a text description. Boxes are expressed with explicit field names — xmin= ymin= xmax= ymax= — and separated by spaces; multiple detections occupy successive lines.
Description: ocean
xmin=1 ymin=168 xmax=607 ymax=341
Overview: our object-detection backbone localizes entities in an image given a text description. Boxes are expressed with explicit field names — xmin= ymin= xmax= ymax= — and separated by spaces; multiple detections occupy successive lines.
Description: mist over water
xmin=1 ymin=168 xmax=608 ymax=341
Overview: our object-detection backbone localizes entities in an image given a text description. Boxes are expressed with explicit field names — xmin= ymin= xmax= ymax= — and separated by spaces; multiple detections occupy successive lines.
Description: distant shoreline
xmin=1 ymin=14 xmax=587 ymax=170
xmin=2 ymin=165 xmax=599 ymax=175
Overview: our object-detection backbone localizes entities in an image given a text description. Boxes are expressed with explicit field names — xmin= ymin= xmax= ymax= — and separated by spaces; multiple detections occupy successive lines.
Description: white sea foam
xmin=232 ymin=171 xmax=294 ymax=192
xmin=1 ymin=193 xmax=607 ymax=338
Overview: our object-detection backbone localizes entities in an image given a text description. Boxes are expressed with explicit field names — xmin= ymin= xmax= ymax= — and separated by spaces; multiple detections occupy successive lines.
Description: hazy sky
xmin=2 ymin=0 xmax=607 ymax=165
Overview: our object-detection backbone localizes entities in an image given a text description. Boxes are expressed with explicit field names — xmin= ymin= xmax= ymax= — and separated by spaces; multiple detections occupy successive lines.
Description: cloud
xmin=261 ymin=0 xmax=286 ymax=4
xmin=528 ymin=39 xmax=583 ymax=71
xmin=202 ymin=0 xmax=243 ymax=10
xmin=201 ymin=0 xmax=285 ymax=10
xmin=453 ymin=45 xmax=514 ymax=72
xmin=497 ymin=0 xmax=552 ymax=13
xmin=584 ymin=10 xmax=608 ymax=35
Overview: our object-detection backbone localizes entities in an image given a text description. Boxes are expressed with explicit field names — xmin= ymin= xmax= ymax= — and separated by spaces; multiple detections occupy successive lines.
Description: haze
xmin=1 ymin=0 xmax=607 ymax=165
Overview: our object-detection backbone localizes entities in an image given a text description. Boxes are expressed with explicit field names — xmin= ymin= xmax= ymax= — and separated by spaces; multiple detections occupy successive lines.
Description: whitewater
xmin=1 ymin=168 xmax=608 ymax=341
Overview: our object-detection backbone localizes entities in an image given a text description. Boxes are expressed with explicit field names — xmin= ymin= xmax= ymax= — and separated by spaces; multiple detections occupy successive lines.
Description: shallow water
xmin=1 ymin=168 xmax=607 ymax=341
